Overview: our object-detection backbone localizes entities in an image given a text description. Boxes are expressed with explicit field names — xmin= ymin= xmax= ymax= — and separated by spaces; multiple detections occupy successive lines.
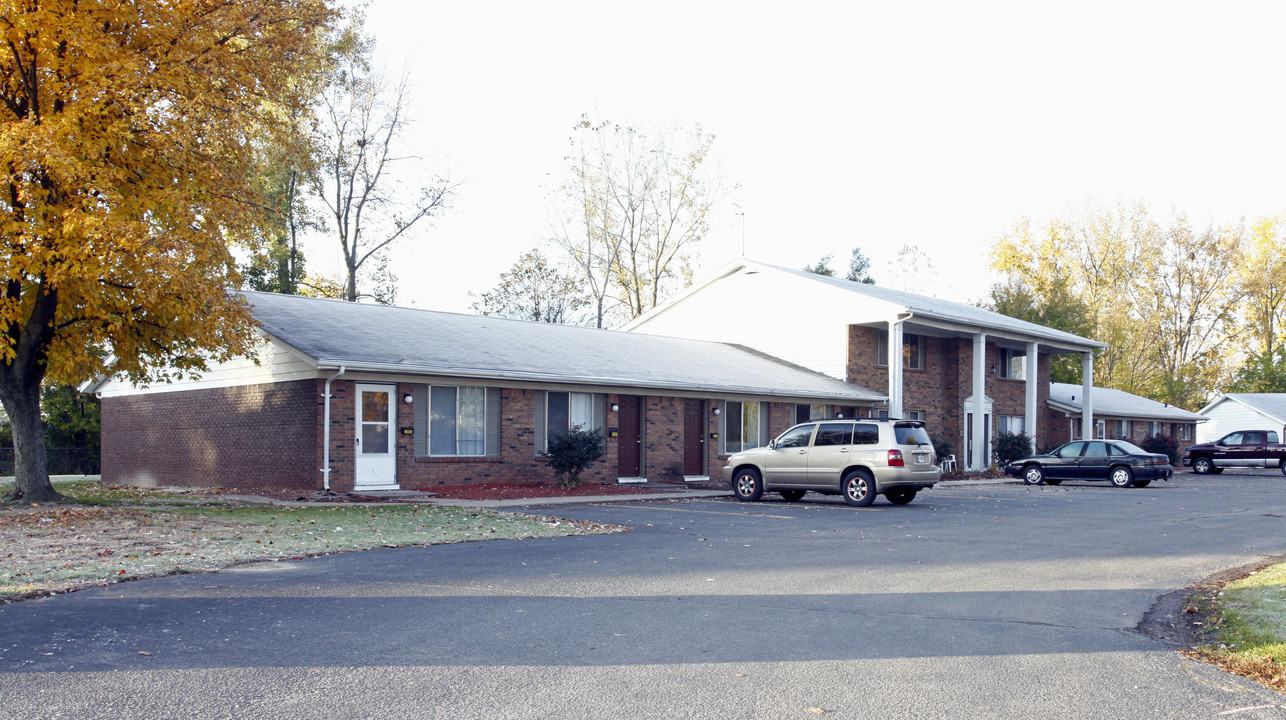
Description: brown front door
xmin=617 ymin=396 xmax=642 ymax=477
xmin=683 ymin=399 xmax=705 ymax=476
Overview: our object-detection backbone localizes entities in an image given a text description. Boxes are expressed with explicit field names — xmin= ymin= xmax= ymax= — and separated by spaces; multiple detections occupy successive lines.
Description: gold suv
xmin=722 ymin=419 xmax=941 ymax=506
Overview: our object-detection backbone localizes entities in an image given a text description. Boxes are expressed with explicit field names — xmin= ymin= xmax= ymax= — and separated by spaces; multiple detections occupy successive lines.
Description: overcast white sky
xmin=306 ymin=0 xmax=1286 ymax=315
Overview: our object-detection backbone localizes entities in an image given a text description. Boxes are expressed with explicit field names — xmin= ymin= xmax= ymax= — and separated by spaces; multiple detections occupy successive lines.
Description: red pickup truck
xmin=1182 ymin=430 xmax=1286 ymax=475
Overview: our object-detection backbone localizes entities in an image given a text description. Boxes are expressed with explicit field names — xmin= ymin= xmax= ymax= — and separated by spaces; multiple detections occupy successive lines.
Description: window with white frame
xmin=998 ymin=415 xmax=1025 ymax=435
xmin=1148 ymin=421 xmax=1162 ymax=436
xmin=875 ymin=331 xmax=926 ymax=370
xmin=1178 ymin=424 xmax=1191 ymax=441
xmin=1115 ymin=419 xmax=1131 ymax=438
xmin=1095 ymin=419 xmax=1106 ymax=439
xmin=547 ymin=391 xmax=594 ymax=434
xmin=429 ymin=385 xmax=487 ymax=456
xmin=904 ymin=410 xmax=925 ymax=421
xmin=724 ymin=401 xmax=761 ymax=453
xmin=999 ymin=348 xmax=1027 ymax=380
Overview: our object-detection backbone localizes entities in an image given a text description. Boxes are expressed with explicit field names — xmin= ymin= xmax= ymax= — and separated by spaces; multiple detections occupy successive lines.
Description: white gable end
xmin=94 ymin=336 xmax=318 ymax=398
xmin=626 ymin=269 xmax=899 ymax=379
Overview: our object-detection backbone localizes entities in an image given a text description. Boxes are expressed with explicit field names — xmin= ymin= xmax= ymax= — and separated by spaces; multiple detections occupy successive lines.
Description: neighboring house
xmin=622 ymin=259 xmax=1106 ymax=470
xmin=87 ymin=291 xmax=884 ymax=493
xmin=1195 ymin=394 xmax=1286 ymax=443
xmin=1045 ymin=383 xmax=1205 ymax=449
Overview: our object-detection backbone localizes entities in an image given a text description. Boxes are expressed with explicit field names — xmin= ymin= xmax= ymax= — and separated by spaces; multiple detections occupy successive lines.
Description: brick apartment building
xmin=623 ymin=259 xmax=1108 ymax=470
xmin=1045 ymin=383 xmax=1205 ymax=449
xmin=88 ymin=291 xmax=884 ymax=493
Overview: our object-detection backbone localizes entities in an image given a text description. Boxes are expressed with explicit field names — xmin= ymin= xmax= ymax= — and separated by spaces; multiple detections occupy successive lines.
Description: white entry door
xmin=355 ymin=383 xmax=397 ymax=490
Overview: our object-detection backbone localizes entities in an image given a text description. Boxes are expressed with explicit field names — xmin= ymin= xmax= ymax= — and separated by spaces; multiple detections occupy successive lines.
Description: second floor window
xmin=875 ymin=331 xmax=925 ymax=370
xmin=999 ymin=348 xmax=1027 ymax=380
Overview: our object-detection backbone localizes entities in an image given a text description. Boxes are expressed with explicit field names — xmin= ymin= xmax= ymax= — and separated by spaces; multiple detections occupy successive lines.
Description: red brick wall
xmin=103 ymin=380 xmax=846 ymax=491
xmin=395 ymin=388 xmax=734 ymax=489
xmin=101 ymin=379 xmax=320 ymax=490
xmin=847 ymin=326 xmax=1055 ymax=454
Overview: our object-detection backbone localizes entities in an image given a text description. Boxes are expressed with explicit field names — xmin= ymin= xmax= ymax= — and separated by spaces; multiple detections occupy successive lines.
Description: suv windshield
xmin=893 ymin=423 xmax=931 ymax=446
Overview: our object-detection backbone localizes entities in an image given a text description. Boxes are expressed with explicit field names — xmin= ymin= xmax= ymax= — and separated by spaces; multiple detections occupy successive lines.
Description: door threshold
xmin=683 ymin=476 xmax=710 ymax=482
xmin=617 ymin=477 xmax=647 ymax=484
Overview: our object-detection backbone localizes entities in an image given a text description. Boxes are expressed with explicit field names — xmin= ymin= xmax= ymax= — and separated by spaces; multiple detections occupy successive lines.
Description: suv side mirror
xmin=768 ymin=439 xmax=777 ymax=450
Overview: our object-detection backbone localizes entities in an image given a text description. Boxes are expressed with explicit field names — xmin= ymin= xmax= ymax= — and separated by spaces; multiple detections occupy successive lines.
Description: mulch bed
xmin=202 ymin=481 xmax=716 ymax=504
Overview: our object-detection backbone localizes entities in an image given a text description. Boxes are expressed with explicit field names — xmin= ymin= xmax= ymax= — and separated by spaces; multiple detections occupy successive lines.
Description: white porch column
xmin=888 ymin=319 xmax=904 ymax=419
xmin=1081 ymin=352 xmax=1095 ymax=440
xmin=971 ymin=332 xmax=987 ymax=471
xmin=1024 ymin=341 xmax=1039 ymax=453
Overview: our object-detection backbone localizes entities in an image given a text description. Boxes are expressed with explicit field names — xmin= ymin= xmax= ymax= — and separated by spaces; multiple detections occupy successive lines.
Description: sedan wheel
xmin=733 ymin=469 xmax=763 ymax=502
xmin=1022 ymin=465 xmax=1045 ymax=486
xmin=842 ymin=470 xmax=877 ymax=507
xmin=1109 ymin=466 xmax=1134 ymax=488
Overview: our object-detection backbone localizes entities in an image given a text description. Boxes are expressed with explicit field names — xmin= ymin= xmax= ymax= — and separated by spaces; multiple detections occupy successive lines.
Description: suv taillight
xmin=888 ymin=449 xmax=904 ymax=467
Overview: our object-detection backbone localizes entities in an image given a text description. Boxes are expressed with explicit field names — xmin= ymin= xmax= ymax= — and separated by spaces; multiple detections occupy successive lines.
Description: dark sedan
xmin=1004 ymin=439 xmax=1173 ymax=487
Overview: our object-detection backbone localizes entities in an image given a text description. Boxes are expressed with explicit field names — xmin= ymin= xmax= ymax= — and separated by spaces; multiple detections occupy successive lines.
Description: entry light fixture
xmin=611 ymin=403 xmax=620 ymax=412
xmin=403 ymin=393 xmax=414 ymax=404
xmin=712 ymin=407 xmax=721 ymax=416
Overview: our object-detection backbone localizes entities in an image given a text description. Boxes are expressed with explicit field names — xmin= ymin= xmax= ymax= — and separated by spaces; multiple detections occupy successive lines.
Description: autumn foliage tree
xmin=0 ymin=0 xmax=333 ymax=502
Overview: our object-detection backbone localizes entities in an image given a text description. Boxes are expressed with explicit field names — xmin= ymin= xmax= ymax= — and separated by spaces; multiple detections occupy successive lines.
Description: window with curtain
xmin=724 ymin=401 xmax=761 ymax=453
xmin=430 ymin=385 xmax=487 ymax=456
xmin=999 ymin=348 xmax=1026 ymax=380
xmin=547 ymin=391 xmax=594 ymax=435
xmin=875 ymin=330 xmax=925 ymax=369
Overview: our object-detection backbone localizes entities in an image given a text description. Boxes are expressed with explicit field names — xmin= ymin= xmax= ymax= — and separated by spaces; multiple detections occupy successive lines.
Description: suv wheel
xmin=885 ymin=488 xmax=917 ymax=505
xmin=842 ymin=469 xmax=877 ymax=507
xmin=733 ymin=468 xmax=763 ymax=502
xmin=1192 ymin=457 xmax=1212 ymax=475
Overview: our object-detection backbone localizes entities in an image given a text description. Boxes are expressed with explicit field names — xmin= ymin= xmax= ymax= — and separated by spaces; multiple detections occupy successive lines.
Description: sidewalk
xmin=226 ymin=477 xmax=1014 ymax=509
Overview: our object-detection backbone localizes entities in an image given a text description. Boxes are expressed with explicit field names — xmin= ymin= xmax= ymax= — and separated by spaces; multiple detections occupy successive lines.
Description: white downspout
xmin=321 ymin=366 xmax=346 ymax=492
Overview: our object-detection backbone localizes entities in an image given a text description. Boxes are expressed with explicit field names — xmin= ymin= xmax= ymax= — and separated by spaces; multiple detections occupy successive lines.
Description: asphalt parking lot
xmin=3 ymin=470 xmax=1286 ymax=719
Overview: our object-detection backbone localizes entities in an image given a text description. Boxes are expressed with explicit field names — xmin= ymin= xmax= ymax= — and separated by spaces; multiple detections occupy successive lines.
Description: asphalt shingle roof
xmin=243 ymin=291 xmax=884 ymax=402
xmin=1049 ymin=383 xmax=1205 ymax=421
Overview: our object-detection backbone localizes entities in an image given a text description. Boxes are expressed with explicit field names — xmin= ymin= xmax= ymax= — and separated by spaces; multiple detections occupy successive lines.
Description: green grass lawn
xmin=1192 ymin=561 xmax=1286 ymax=692
xmin=0 ymin=478 xmax=623 ymax=601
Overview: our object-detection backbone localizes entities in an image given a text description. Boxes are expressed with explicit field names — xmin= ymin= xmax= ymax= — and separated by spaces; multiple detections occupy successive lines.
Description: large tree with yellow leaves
xmin=0 ymin=0 xmax=333 ymax=502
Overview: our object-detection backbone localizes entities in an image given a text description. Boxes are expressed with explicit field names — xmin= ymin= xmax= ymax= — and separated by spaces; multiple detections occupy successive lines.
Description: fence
xmin=0 ymin=448 xmax=100 ymax=476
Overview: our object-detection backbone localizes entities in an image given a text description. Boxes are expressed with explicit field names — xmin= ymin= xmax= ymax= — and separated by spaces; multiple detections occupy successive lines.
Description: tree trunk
xmin=1 ymin=382 xmax=62 ymax=503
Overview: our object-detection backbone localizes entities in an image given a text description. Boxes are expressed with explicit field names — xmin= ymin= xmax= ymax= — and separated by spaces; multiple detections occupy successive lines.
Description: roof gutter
xmin=320 ymin=366 xmax=346 ymax=493
xmin=312 ymin=360 xmax=885 ymax=403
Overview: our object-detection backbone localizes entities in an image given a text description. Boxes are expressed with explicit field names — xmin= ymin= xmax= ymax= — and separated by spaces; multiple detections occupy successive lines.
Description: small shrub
xmin=993 ymin=431 xmax=1033 ymax=467
xmin=1140 ymin=433 xmax=1180 ymax=464
xmin=545 ymin=426 xmax=605 ymax=486
xmin=932 ymin=438 xmax=954 ymax=464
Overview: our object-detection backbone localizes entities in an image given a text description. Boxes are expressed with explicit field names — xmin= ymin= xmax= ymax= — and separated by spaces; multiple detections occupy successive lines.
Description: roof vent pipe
xmin=321 ymin=366 xmax=346 ymax=492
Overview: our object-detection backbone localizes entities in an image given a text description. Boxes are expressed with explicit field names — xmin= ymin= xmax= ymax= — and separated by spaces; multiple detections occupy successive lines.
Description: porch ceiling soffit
xmin=851 ymin=315 xmax=1102 ymax=355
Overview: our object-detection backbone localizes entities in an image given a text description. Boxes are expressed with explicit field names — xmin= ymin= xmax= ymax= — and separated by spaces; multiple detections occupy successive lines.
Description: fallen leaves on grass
xmin=1 ymin=501 xmax=623 ymax=602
